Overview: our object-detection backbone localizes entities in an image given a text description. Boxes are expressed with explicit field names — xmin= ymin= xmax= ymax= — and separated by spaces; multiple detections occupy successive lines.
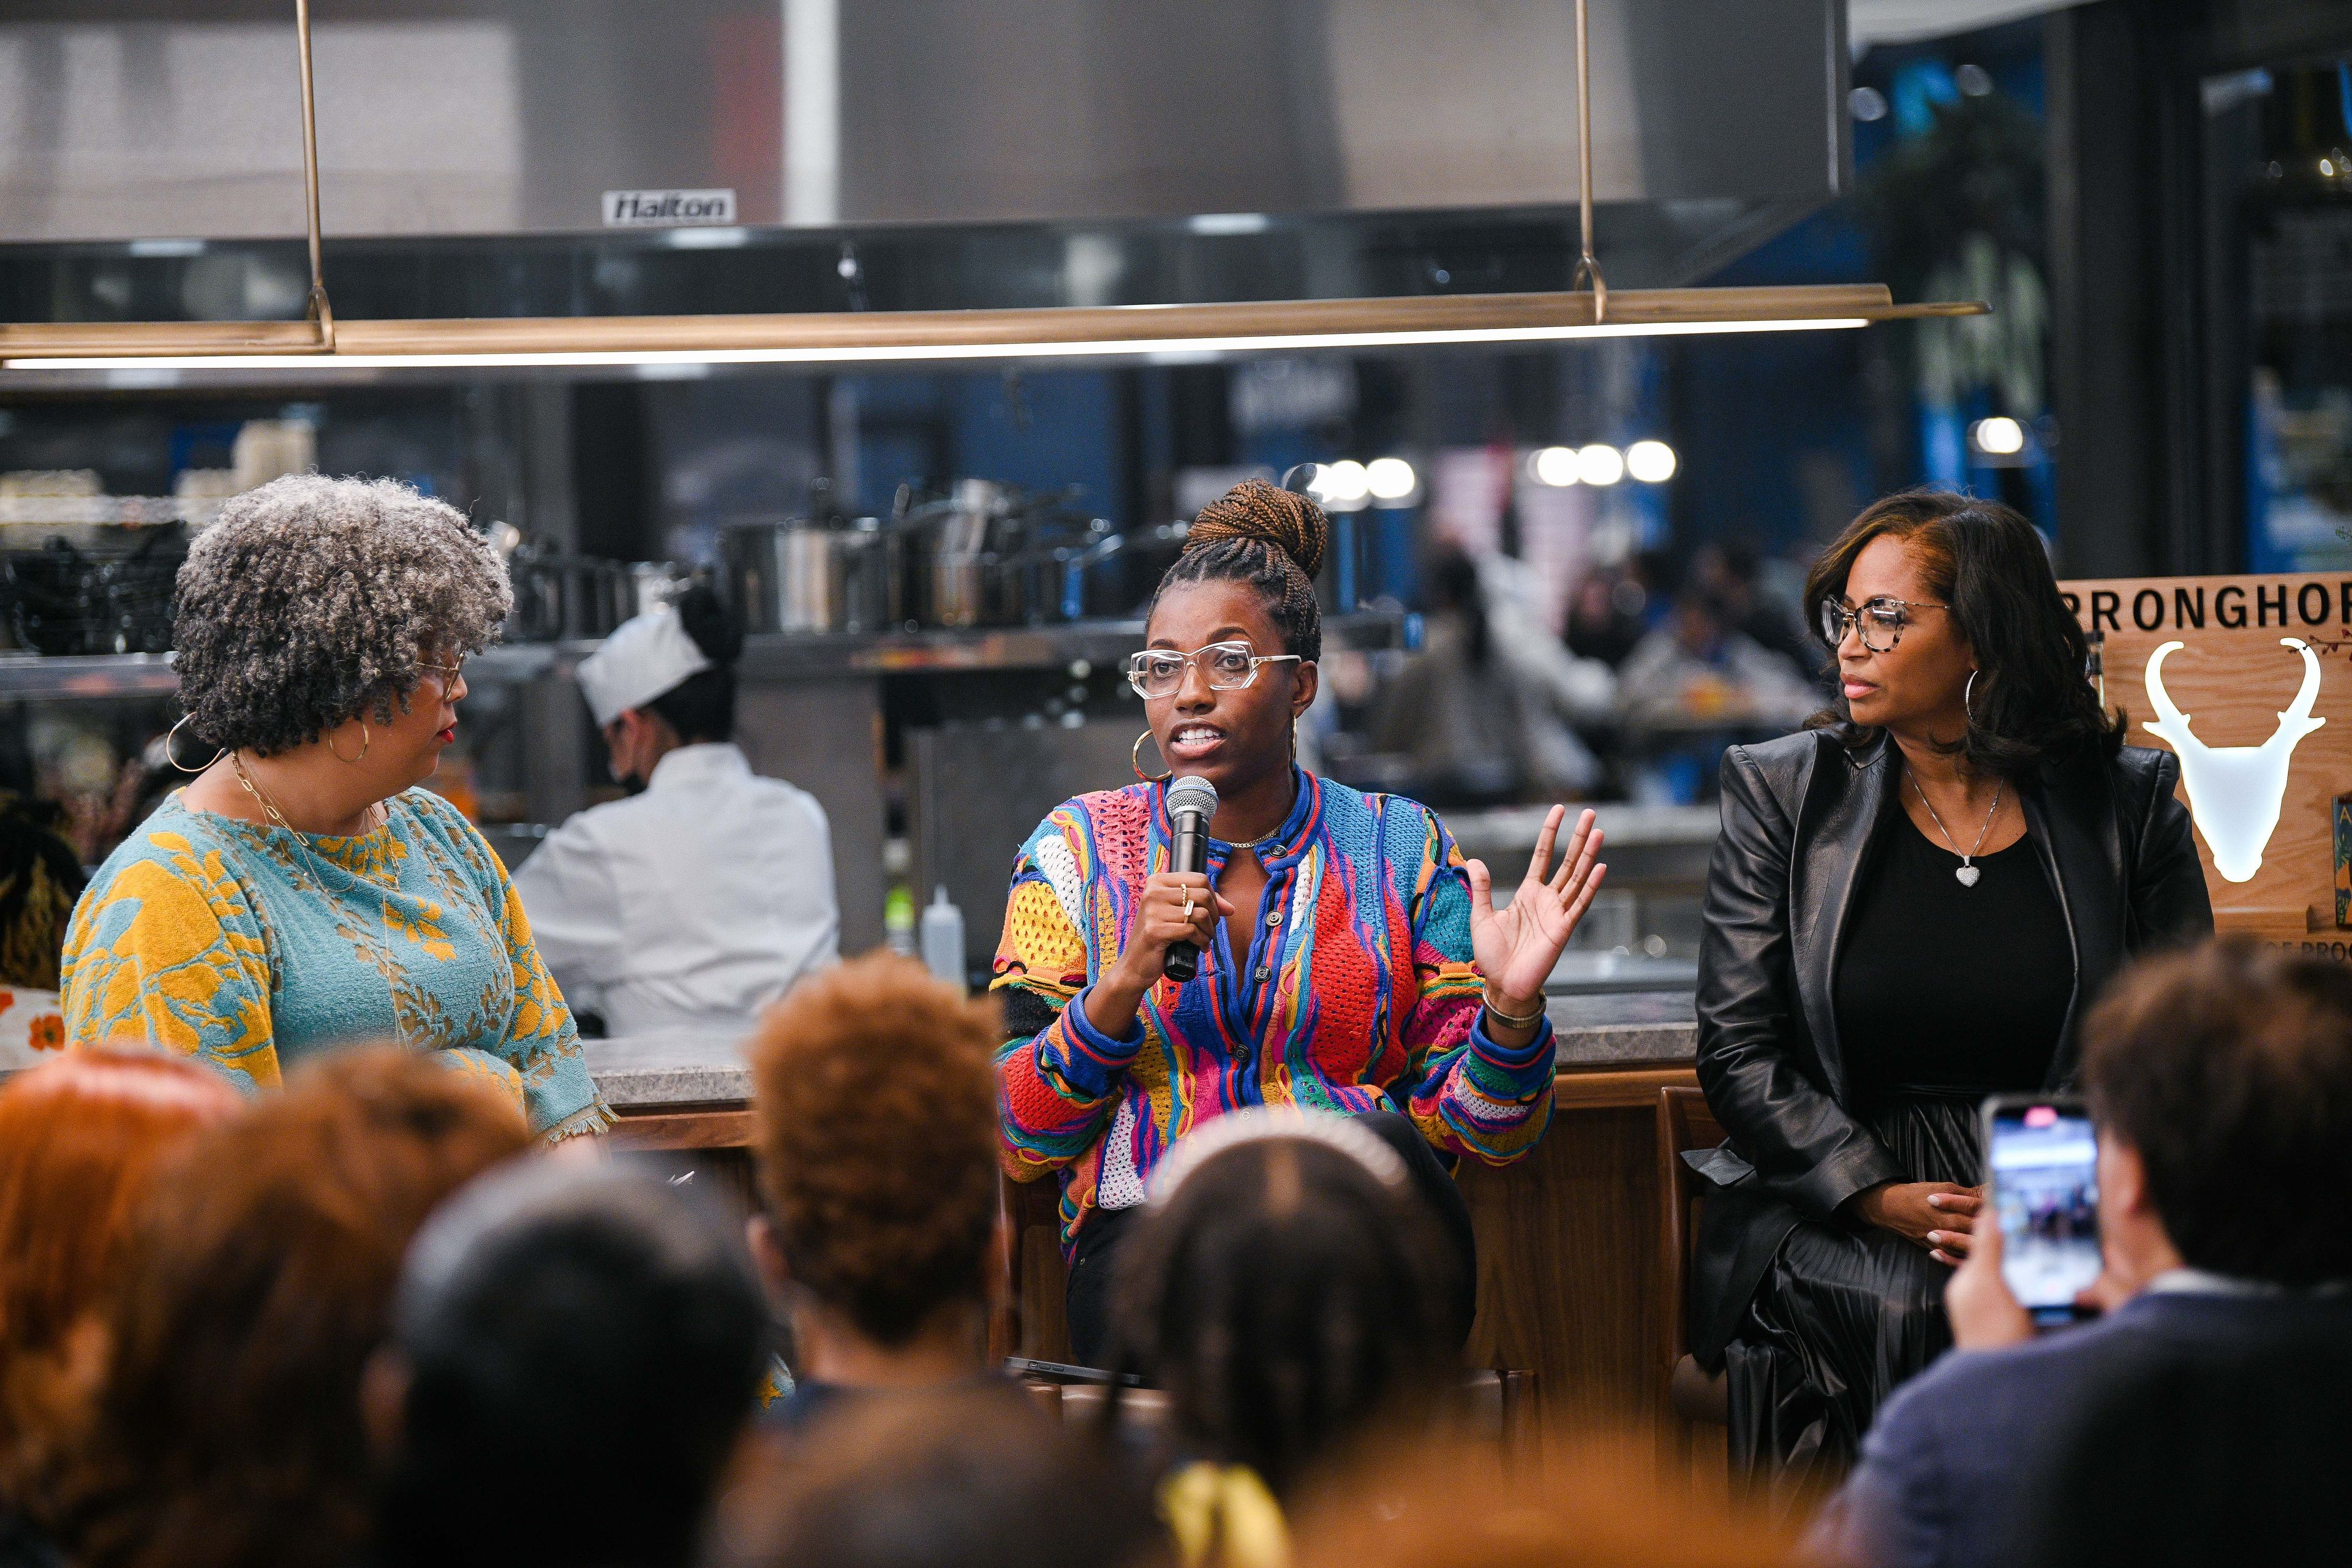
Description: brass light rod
xmin=0 ymin=287 xmax=1982 ymax=371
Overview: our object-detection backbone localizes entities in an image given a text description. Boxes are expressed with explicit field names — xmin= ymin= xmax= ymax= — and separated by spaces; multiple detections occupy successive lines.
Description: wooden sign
xmin=2059 ymin=575 xmax=2352 ymax=955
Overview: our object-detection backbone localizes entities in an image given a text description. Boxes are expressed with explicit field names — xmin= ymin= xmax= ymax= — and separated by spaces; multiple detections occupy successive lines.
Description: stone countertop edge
xmin=586 ymin=993 xmax=1698 ymax=1112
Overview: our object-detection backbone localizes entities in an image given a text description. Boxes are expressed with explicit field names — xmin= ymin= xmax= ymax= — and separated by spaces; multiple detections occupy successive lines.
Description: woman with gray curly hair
xmin=59 ymin=475 xmax=607 ymax=1141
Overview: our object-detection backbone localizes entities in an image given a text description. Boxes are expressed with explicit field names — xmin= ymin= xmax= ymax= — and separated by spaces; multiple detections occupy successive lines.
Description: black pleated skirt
xmin=1720 ymin=1091 xmax=1984 ymax=1506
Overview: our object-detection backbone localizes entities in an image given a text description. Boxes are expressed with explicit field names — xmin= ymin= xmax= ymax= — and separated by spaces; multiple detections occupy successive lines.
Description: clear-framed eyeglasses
xmin=1126 ymin=640 xmax=1302 ymax=699
xmin=1818 ymin=596 xmax=1950 ymax=654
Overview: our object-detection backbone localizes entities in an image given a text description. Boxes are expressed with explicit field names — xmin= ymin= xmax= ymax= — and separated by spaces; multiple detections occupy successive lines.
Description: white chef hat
xmin=575 ymin=603 xmax=714 ymax=727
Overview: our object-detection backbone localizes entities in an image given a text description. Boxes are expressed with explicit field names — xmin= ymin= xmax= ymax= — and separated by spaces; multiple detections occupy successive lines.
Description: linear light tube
xmin=2 ymin=315 xmax=1872 ymax=373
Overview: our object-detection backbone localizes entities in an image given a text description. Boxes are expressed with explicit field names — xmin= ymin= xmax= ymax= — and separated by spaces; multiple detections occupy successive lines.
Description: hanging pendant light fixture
xmin=0 ymin=0 xmax=1985 ymax=374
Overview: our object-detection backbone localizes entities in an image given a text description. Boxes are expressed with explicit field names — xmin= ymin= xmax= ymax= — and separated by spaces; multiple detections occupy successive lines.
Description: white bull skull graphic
xmin=2142 ymin=638 xmax=2326 ymax=883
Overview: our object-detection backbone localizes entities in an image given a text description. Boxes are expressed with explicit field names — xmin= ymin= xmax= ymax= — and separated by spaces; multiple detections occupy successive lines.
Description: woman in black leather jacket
xmin=1691 ymin=491 xmax=2211 ymax=1494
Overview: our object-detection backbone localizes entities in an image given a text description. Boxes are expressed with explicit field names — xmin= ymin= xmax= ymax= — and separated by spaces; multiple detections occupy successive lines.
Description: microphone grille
xmin=1166 ymin=775 xmax=1220 ymax=816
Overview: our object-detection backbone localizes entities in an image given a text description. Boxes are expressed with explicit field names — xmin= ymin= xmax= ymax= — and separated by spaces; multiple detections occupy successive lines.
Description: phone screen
xmin=1987 ymin=1101 xmax=2102 ymax=1324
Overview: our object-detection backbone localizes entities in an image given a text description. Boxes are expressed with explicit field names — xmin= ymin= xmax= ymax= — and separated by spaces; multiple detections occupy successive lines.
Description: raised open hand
xmin=1465 ymin=805 xmax=1607 ymax=1017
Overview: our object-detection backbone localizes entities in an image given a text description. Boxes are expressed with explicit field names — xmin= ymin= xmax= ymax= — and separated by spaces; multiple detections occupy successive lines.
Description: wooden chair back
xmin=989 ymin=1170 xmax=1074 ymax=1364
xmin=1654 ymin=1085 xmax=1725 ymax=1463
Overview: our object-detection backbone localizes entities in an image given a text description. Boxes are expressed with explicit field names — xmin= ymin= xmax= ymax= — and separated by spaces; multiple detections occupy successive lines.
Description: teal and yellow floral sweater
xmin=60 ymin=787 xmax=608 ymax=1140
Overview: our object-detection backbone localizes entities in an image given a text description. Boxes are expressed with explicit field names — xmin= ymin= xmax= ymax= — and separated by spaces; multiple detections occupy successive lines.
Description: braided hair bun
xmin=1186 ymin=478 xmax=1329 ymax=581
xmin=1153 ymin=479 xmax=1328 ymax=663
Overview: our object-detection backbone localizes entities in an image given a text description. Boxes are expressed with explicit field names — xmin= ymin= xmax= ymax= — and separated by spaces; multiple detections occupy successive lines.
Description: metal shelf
xmin=0 ymin=613 xmax=1406 ymax=699
xmin=0 ymin=652 xmax=179 ymax=701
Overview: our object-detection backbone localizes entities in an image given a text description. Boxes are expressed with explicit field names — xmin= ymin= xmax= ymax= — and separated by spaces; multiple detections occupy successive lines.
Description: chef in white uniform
xmin=514 ymin=587 xmax=839 ymax=1036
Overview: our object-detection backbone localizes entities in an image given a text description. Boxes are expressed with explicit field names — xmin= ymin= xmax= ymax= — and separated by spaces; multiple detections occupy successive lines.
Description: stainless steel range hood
xmin=0 ymin=0 xmax=1852 ymax=322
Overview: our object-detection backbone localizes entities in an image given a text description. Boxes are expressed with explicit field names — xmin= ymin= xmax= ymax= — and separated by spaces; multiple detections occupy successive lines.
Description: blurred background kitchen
xmin=1 ymin=0 xmax=2346 ymax=990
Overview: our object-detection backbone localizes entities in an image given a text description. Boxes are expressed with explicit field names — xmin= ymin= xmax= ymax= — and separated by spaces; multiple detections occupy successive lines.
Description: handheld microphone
xmin=1163 ymin=774 xmax=1220 ymax=983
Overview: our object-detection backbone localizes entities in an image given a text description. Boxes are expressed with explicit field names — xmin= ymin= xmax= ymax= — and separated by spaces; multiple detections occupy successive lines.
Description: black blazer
xmin=1687 ymin=729 xmax=2212 ymax=1362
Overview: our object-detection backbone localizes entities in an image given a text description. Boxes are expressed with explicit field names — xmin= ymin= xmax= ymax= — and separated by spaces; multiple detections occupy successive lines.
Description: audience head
xmin=747 ymin=951 xmax=1000 ymax=1354
xmin=1108 ymin=1110 xmax=1455 ymax=1498
xmin=2081 ymin=939 xmax=2352 ymax=1287
xmin=369 ymin=1159 xmax=769 ymax=1568
xmin=1422 ymin=546 xmax=1490 ymax=668
xmin=66 ymin=1046 xmax=532 ymax=1568
xmin=0 ymin=1050 xmax=240 ymax=1520
xmin=710 ymin=1389 xmax=1164 ymax=1568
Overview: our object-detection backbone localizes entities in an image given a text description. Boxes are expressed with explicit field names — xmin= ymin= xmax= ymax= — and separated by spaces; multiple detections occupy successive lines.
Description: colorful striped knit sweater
xmin=992 ymin=769 xmax=1557 ymax=1248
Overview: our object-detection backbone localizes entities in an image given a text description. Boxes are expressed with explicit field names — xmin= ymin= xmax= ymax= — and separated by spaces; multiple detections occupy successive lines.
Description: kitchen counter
xmin=0 ymin=992 xmax=1697 ymax=1104
xmin=587 ymin=989 xmax=1697 ymax=1114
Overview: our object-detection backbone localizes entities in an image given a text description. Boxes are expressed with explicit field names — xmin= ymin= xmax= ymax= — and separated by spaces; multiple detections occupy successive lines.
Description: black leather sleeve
xmin=2125 ymin=750 xmax=2215 ymax=950
xmin=1697 ymin=746 xmax=1905 ymax=1218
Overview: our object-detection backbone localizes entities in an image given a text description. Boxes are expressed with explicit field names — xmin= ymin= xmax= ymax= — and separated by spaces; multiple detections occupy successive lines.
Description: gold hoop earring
xmin=164 ymin=714 xmax=224 ymax=774
xmin=1132 ymin=729 xmax=1171 ymax=784
xmin=328 ymin=720 xmax=372 ymax=766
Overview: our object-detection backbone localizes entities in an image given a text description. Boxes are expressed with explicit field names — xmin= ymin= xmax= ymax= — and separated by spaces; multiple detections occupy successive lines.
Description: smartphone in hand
xmin=1981 ymin=1095 xmax=2103 ymax=1327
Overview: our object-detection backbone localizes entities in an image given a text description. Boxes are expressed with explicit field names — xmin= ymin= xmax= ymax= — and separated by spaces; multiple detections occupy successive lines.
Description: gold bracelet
xmin=1481 ymin=987 xmax=1545 ymax=1031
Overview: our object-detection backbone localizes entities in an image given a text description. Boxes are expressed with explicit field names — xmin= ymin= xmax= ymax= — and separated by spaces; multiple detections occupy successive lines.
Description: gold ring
xmin=1182 ymin=890 xmax=1195 ymax=920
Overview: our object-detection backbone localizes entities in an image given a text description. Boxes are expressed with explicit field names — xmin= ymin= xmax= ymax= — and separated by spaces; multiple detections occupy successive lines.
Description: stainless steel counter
xmin=585 ymin=989 xmax=1697 ymax=1112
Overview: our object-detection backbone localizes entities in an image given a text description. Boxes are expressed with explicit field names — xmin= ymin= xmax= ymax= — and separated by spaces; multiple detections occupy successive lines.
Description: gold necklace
xmin=229 ymin=752 xmax=385 ymax=838
xmin=227 ymin=750 xmax=405 ymax=1046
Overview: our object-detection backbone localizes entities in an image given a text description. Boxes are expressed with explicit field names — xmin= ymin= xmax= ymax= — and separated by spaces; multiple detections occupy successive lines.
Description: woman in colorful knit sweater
xmin=993 ymin=479 xmax=1608 ymax=1362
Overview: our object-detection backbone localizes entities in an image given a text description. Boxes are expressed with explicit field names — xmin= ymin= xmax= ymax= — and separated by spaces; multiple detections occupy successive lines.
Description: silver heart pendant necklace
xmin=1909 ymin=769 xmax=2003 ymax=888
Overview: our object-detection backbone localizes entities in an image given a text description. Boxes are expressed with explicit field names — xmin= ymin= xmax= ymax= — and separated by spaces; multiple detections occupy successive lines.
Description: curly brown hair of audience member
xmin=1106 ymin=1129 xmax=1455 ymax=1501
xmin=1288 ymin=1430 xmax=1794 ymax=1568
xmin=0 ymin=1050 xmax=240 ymax=1532
xmin=58 ymin=1046 xmax=532 ymax=1568
xmin=2079 ymin=937 xmax=2352 ymax=1287
xmin=747 ymin=952 xmax=1000 ymax=1344
xmin=709 ymin=1389 xmax=1167 ymax=1568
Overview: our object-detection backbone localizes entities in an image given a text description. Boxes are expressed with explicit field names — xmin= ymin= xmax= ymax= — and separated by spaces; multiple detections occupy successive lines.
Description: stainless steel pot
xmin=504 ymin=548 xmax=636 ymax=642
xmin=625 ymin=561 xmax=692 ymax=620
xmin=722 ymin=518 xmax=905 ymax=636
xmin=899 ymin=479 xmax=1003 ymax=630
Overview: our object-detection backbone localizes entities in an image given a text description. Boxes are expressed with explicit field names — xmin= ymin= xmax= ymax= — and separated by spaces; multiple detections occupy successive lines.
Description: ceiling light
xmin=1188 ymin=213 xmax=1271 ymax=236
xmin=1971 ymin=416 xmax=2026 ymax=456
xmin=1318 ymin=461 xmax=1371 ymax=505
xmin=1365 ymin=457 xmax=1416 ymax=502
xmin=1576 ymin=443 xmax=1624 ymax=486
xmin=0 ymin=300 xmax=1905 ymax=376
xmin=1531 ymin=446 xmax=1581 ymax=487
xmin=1624 ymin=440 xmax=1677 ymax=483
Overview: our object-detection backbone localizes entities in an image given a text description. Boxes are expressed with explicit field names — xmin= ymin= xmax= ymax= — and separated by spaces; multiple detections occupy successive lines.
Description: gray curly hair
xmin=173 ymin=475 xmax=511 ymax=755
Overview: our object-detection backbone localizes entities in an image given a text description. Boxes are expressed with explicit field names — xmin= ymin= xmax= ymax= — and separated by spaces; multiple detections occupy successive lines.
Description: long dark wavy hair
xmin=1803 ymin=489 xmax=2120 ymax=775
